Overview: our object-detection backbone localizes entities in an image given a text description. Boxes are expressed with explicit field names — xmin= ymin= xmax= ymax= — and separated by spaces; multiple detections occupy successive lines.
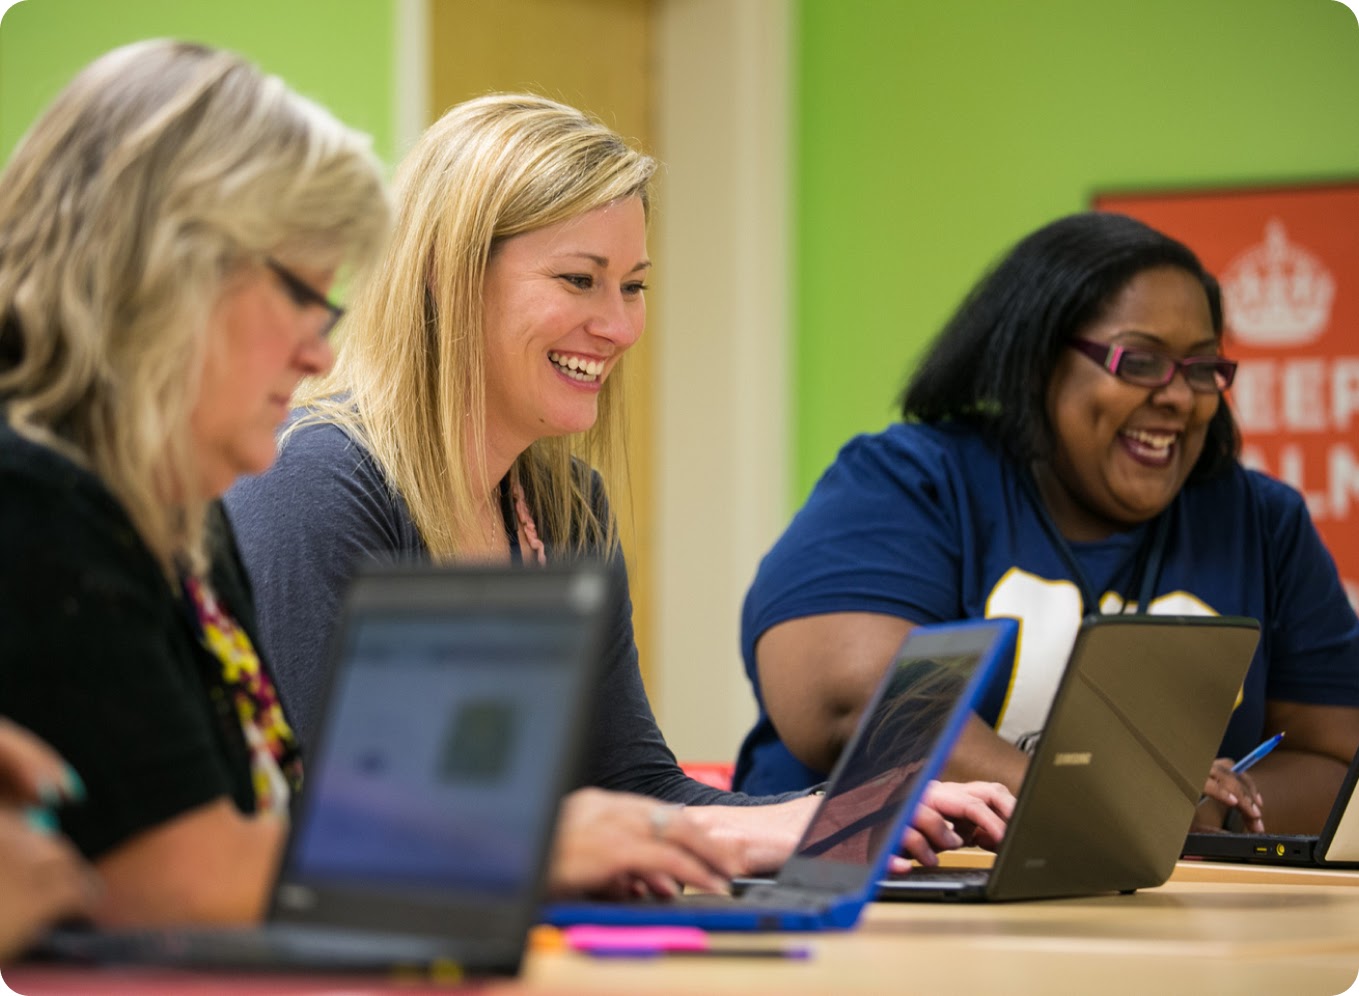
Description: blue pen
xmin=1196 ymin=732 xmax=1284 ymax=806
xmin=1230 ymin=731 xmax=1284 ymax=775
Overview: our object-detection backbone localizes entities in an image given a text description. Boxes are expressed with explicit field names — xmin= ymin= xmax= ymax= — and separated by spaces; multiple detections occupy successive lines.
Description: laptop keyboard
xmin=640 ymin=888 xmax=828 ymax=912
xmin=735 ymin=886 xmax=832 ymax=910
xmin=887 ymin=867 xmax=991 ymax=887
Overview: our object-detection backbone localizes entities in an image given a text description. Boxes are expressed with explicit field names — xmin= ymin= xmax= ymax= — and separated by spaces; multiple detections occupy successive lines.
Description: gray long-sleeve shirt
xmin=225 ymin=418 xmax=790 ymax=806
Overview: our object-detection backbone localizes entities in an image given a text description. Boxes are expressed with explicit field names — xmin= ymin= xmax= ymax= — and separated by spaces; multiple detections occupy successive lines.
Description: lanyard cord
xmin=1136 ymin=511 xmax=1172 ymax=612
xmin=1021 ymin=467 xmax=1171 ymax=616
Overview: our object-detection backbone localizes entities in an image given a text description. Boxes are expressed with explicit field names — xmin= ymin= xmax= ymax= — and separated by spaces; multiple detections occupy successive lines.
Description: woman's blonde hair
xmin=297 ymin=93 xmax=655 ymax=559
xmin=0 ymin=40 xmax=390 ymax=577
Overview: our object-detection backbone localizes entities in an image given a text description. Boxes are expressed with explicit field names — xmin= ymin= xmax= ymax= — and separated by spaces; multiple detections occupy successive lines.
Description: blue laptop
xmin=541 ymin=616 xmax=1017 ymax=931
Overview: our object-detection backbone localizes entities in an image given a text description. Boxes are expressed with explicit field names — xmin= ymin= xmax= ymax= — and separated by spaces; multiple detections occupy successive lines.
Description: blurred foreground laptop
xmin=38 ymin=563 xmax=612 ymax=976
xmin=880 ymin=614 xmax=1260 ymax=902
xmin=541 ymin=617 xmax=1017 ymax=931
xmin=1182 ymin=746 xmax=1359 ymax=868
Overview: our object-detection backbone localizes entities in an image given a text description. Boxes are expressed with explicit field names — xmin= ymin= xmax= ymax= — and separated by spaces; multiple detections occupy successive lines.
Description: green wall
xmin=794 ymin=0 xmax=1359 ymax=501
xmin=5 ymin=0 xmax=1356 ymax=506
xmin=0 ymin=0 xmax=395 ymax=166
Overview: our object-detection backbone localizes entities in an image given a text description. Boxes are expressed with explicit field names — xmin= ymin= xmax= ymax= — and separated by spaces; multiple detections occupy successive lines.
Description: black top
xmin=0 ymin=424 xmax=263 ymax=859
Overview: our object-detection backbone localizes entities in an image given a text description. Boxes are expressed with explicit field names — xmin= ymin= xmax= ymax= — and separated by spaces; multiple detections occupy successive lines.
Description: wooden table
xmin=519 ymin=877 xmax=1359 ymax=995
xmin=7 ymin=874 xmax=1359 ymax=995
xmin=1173 ymin=856 xmax=1359 ymax=888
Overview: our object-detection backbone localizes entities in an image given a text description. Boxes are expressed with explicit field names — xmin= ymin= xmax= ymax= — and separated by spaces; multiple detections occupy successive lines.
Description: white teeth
xmin=548 ymin=351 xmax=603 ymax=381
xmin=1122 ymin=429 xmax=1177 ymax=450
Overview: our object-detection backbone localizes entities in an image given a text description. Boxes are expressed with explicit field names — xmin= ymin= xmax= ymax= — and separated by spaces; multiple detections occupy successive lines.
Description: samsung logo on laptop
xmin=1053 ymin=752 xmax=1092 ymax=766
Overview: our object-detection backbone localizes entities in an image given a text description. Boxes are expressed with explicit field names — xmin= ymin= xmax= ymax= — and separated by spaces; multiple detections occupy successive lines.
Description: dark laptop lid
xmin=270 ymin=564 xmax=612 ymax=955
xmin=774 ymin=618 xmax=1017 ymax=895
xmin=987 ymin=614 xmax=1260 ymax=900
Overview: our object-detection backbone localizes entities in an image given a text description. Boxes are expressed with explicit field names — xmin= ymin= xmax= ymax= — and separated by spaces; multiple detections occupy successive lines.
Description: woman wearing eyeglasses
xmin=735 ymin=212 xmax=1359 ymax=836
xmin=0 ymin=40 xmax=389 ymax=925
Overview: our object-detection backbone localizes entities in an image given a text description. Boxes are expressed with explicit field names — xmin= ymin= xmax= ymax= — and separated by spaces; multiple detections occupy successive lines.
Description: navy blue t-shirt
xmin=735 ymin=422 xmax=1359 ymax=795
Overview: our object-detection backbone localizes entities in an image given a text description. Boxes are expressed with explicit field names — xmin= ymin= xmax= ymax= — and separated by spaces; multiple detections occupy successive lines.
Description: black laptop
xmin=39 ymin=563 xmax=613 ymax=975
xmin=1182 ymin=746 xmax=1359 ymax=868
xmin=879 ymin=614 xmax=1261 ymax=902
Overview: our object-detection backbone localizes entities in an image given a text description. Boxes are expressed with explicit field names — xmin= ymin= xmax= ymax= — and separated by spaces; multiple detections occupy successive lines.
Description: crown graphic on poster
xmin=1221 ymin=218 xmax=1334 ymax=346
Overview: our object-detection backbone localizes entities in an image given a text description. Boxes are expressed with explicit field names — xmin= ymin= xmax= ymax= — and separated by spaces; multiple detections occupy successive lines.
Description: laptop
xmin=38 ymin=563 xmax=613 ymax=975
xmin=878 ymin=614 xmax=1260 ymax=902
xmin=1181 ymin=746 xmax=1359 ymax=868
xmin=540 ymin=616 xmax=1018 ymax=931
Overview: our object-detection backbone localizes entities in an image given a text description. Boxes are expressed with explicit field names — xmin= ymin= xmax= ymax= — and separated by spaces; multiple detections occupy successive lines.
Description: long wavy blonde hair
xmin=0 ymin=40 xmax=390 ymax=577
xmin=295 ymin=93 xmax=655 ymax=559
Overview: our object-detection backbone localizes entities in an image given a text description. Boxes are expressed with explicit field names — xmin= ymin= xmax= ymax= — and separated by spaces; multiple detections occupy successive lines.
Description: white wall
xmin=651 ymin=0 xmax=792 ymax=762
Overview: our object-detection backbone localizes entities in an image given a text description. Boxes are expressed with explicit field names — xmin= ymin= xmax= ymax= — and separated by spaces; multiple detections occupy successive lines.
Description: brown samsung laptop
xmin=879 ymin=614 xmax=1260 ymax=902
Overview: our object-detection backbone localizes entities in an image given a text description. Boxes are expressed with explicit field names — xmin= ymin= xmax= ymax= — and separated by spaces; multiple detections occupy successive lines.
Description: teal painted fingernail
xmin=62 ymin=765 xmax=86 ymax=802
xmin=24 ymin=806 xmax=58 ymax=835
xmin=37 ymin=780 xmax=63 ymax=807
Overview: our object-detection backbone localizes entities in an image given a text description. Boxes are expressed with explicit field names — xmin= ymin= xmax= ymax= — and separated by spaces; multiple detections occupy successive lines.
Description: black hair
xmin=898 ymin=211 xmax=1240 ymax=481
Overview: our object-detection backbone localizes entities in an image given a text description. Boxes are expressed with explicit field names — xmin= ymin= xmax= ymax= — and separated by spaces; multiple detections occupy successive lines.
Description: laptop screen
xmin=794 ymin=656 xmax=976 ymax=865
xmin=287 ymin=611 xmax=586 ymax=899
xmin=777 ymin=620 xmax=1011 ymax=889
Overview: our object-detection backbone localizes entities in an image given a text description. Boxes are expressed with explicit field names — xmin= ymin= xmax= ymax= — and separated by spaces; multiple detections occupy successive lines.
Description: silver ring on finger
xmin=649 ymin=803 xmax=684 ymax=841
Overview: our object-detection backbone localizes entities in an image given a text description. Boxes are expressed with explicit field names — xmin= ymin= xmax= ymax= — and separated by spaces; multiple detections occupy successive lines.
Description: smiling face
xmin=480 ymin=196 xmax=648 ymax=470
xmin=189 ymin=261 xmax=336 ymax=497
xmin=1038 ymin=265 xmax=1221 ymax=540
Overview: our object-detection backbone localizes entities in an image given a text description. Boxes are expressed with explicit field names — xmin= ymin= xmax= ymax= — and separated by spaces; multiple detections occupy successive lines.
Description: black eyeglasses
xmin=1067 ymin=337 xmax=1237 ymax=394
xmin=265 ymin=258 xmax=345 ymax=338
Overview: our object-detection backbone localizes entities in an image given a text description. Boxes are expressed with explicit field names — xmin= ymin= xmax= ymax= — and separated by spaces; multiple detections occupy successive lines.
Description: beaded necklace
xmin=495 ymin=477 xmax=548 ymax=566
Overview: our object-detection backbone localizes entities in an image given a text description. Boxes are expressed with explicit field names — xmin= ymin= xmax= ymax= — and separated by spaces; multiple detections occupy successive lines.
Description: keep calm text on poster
xmin=1096 ymin=184 xmax=1359 ymax=608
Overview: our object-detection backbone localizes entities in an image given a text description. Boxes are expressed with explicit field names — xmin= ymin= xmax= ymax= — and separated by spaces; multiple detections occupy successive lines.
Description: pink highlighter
xmin=563 ymin=925 xmax=811 ymax=960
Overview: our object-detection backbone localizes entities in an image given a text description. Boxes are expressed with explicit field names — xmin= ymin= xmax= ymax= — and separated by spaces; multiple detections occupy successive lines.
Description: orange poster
xmin=1095 ymin=183 xmax=1359 ymax=609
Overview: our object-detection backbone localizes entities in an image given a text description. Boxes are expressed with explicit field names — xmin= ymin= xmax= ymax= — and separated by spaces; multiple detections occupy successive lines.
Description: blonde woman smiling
xmin=226 ymin=94 xmax=1013 ymax=891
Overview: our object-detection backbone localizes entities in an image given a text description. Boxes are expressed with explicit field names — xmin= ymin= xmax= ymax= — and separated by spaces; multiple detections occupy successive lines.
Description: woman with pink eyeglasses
xmin=736 ymin=211 xmax=1359 ymax=837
